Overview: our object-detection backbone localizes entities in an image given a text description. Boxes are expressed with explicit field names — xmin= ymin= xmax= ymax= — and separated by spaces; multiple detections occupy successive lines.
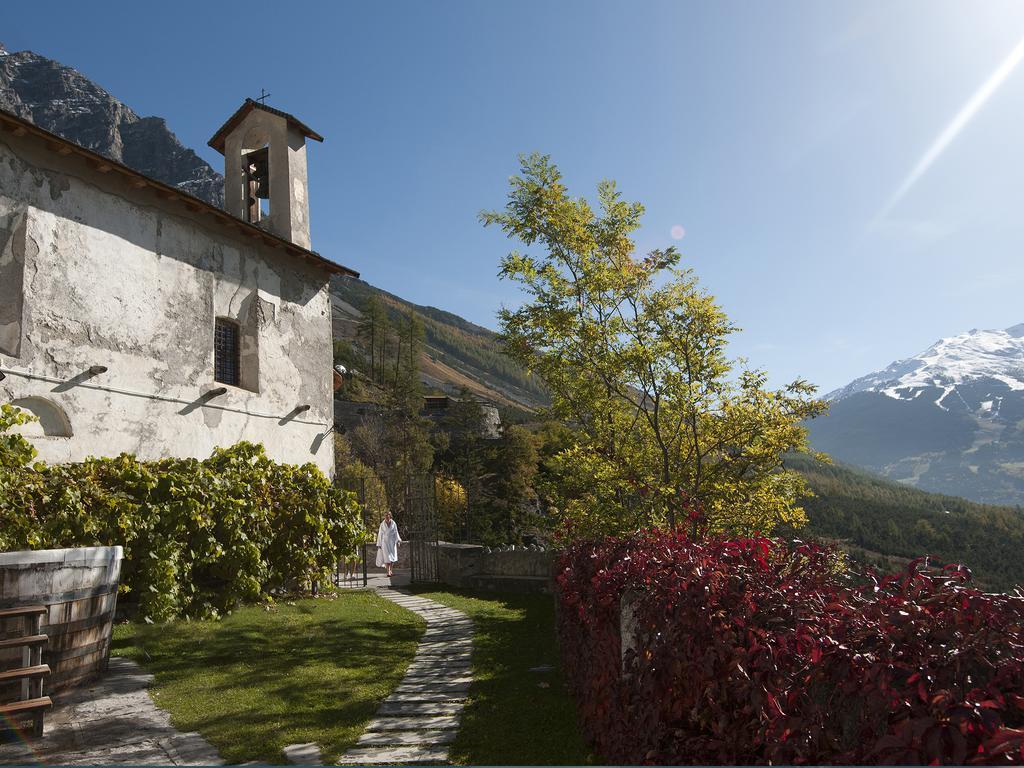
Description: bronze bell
xmin=248 ymin=147 xmax=270 ymax=199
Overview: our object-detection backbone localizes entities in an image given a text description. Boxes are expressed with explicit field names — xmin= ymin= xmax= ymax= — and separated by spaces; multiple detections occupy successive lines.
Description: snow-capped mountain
xmin=829 ymin=324 xmax=1024 ymax=407
xmin=808 ymin=324 xmax=1024 ymax=507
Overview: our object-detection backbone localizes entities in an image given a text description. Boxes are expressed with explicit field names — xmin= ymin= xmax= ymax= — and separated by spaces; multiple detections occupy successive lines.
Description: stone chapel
xmin=0 ymin=98 xmax=356 ymax=475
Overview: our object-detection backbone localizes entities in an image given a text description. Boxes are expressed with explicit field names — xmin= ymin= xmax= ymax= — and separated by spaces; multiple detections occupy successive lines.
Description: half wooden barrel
xmin=0 ymin=546 xmax=122 ymax=699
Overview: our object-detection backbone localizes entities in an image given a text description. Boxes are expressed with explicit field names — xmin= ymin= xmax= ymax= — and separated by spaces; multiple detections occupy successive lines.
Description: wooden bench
xmin=0 ymin=605 xmax=51 ymax=737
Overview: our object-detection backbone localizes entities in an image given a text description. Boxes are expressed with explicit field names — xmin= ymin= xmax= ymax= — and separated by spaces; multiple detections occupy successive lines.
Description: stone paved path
xmin=337 ymin=589 xmax=473 ymax=765
xmin=0 ymin=657 xmax=221 ymax=766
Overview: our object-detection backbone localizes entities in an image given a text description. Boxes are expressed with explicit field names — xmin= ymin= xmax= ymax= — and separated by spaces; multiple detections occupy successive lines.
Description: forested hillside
xmin=789 ymin=454 xmax=1024 ymax=592
xmin=331 ymin=277 xmax=548 ymax=414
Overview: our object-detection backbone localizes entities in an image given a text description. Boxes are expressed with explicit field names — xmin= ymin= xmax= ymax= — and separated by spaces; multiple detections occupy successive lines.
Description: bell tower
xmin=208 ymin=99 xmax=324 ymax=250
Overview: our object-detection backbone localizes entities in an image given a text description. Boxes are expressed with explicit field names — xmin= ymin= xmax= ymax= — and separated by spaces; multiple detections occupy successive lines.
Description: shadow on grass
xmin=112 ymin=591 xmax=423 ymax=763
xmin=410 ymin=587 xmax=593 ymax=765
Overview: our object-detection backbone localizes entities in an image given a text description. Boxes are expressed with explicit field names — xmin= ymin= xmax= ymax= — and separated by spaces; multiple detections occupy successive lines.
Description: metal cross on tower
xmin=255 ymin=88 xmax=271 ymax=105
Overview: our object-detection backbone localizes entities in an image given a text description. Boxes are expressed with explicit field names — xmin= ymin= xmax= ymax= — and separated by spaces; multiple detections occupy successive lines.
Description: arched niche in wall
xmin=11 ymin=397 xmax=73 ymax=438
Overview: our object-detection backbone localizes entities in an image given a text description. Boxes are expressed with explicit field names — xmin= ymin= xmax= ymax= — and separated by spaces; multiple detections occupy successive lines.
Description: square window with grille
xmin=214 ymin=318 xmax=241 ymax=387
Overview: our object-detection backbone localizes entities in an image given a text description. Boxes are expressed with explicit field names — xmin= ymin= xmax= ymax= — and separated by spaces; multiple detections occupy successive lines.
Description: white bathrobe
xmin=375 ymin=519 xmax=402 ymax=567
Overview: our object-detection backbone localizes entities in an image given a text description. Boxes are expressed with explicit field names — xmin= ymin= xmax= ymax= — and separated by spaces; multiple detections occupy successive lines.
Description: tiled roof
xmin=208 ymin=99 xmax=324 ymax=154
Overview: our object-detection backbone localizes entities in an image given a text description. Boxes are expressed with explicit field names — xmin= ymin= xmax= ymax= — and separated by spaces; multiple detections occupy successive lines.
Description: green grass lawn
xmin=112 ymin=591 xmax=424 ymax=764
xmin=412 ymin=587 xmax=593 ymax=765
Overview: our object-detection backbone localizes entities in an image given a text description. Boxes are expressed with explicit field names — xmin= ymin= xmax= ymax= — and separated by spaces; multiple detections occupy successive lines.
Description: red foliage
xmin=555 ymin=531 xmax=1024 ymax=765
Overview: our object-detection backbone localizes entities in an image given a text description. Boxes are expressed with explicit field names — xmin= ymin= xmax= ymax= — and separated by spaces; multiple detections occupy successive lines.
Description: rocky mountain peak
xmin=0 ymin=48 xmax=223 ymax=207
xmin=829 ymin=324 xmax=1024 ymax=404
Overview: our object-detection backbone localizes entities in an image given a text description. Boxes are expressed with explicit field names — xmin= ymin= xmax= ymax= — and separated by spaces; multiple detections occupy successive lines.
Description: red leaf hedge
xmin=555 ymin=531 xmax=1024 ymax=764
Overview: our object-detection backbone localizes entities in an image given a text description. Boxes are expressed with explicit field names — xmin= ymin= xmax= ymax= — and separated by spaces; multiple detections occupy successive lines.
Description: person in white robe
xmin=375 ymin=511 xmax=402 ymax=577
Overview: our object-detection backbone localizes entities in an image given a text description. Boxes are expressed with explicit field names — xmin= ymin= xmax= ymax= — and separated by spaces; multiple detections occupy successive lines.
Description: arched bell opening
xmin=241 ymin=125 xmax=271 ymax=224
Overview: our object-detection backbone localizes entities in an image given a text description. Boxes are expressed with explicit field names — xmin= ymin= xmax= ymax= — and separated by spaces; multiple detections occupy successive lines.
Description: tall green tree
xmin=482 ymin=153 xmax=827 ymax=537
xmin=381 ymin=311 xmax=433 ymax=517
xmin=485 ymin=424 xmax=539 ymax=541
xmin=433 ymin=390 xmax=487 ymax=539
xmin=358 ymin=294 xmax=391 ymax=387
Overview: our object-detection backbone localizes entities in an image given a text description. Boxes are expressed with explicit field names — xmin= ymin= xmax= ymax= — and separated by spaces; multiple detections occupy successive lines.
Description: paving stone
xmin=420 ymin=626 xmax=471 ymax=633
xmin=363 ymin=715 xmax=460 ymax=731
xmin=418 ymin=638 xmax=471 ymax=648
xmin=414 ymin=645 xmax=472 ymax=654
xmin=391 ymin=684 xmax=471 ymax=696
xmin=408 ymin=655 xmax=472 ymax=665
xmin=394 ymin=680 xmax=471 ymax=694
xmin=400 ymin=674 xmax=473 ymax=686
xmin=410 ymin=650 xmax=472 ymax=660
xmin=337 ymin=745 xmax=450 ymax=765
xmin=283 ymin=742 xmax=323 ymax=764
xmin=411 ymin=660 xmax=472 ymax=669
xmin=409 ymin=652 xmax=472 ymax=663
xmin=410 ymin=663 xmax=472 ymax=673
xmin=409 ymin=652 xmax=472 ymax=661
xmin=48 ymin=739 xmax=174 ymax=766
xmin=403 ymin=610 xmax=460 ymax=618
xmin=405 ymin=665 xmax=472 ymax=677
xmin=357 ymin=729 xmax=457 ymax=746
xmin=405 ymin=657 xmax=472 ymax=667
xmin=413 ymin=652 xmax=472 ymax=662
xmin=390 ymin=692 xmax=469 ymax=703
xmin=385 ymin=691 xmax=467 ymax=704
xmin=416 ymin=637 xmax=472 ymax=645
xmin=421 ymin=629 xmax=473 ymax=640
xmin=411 ymin=610 xmax=464 ymax=618
xmin=408 ymin=655 xmax=470 ymax=664
xmin=382 ymin=598 xmax=436 ymax=607
xmin=417 ymin=638 xmax=472 ymax=648
xmin=377 ymin=700 xmax=464 ymax=717
xmin=411 ymin=646 xmax=471 ymax=656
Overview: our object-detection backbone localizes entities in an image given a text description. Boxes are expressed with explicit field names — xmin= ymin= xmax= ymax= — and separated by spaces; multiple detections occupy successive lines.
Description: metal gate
xmin=404 ymin=474 xmax=439 ymax=584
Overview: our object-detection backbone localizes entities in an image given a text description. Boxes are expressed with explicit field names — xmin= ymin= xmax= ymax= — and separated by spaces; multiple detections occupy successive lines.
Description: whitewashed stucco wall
xmin=0 ymin=132 xmax=335 ymax=474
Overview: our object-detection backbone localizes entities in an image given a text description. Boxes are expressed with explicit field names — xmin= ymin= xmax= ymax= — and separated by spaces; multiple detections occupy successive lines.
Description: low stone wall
xmin=0 ymin=546 xmax=123 ymax=699
xmin=434 ymin=543 xmax=485 ymax=587
xmin=435 ymin=542 xmax=556 ymax=593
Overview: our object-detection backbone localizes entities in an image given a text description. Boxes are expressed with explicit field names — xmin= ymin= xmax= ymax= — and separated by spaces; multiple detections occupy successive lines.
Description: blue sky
xmin=4 ymin=1 xmax=1024 ymax=393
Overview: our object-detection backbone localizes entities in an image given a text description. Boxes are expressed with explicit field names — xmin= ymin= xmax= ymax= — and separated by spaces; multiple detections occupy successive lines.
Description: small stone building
xmin=0 ymin=99 xmax=357 ymax=474
xmin=422 ymin=395 xmax=501 ymax=439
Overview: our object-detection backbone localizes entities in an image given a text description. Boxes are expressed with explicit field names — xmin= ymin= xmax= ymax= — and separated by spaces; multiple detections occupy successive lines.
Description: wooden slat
xmin=0 ymin=605 xmax=46 ymax=620
xmin=46 ymin=140 xmax=73 ymax=156
xmin=0 ymin=634 xmax=46 ymax=650
xmin=0 ymin=664 xmax=49 ymax=683
xmin=0 ymin=696 xmax=51 ymax=716
xmin=0 ymin=119 xmax=28 ymax=137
